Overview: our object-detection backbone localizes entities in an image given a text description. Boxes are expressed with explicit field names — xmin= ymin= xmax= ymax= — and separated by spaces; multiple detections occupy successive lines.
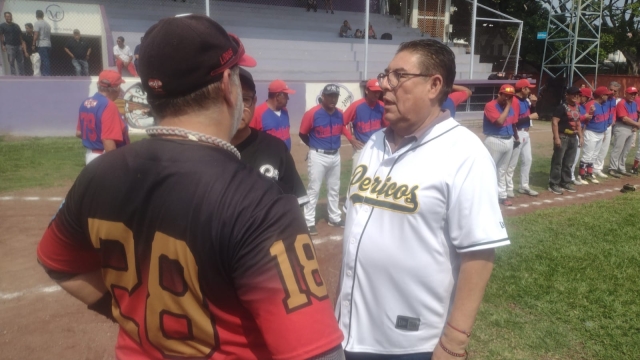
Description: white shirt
xmin=335 ymin=117 xmax=510 ymax=354
xmin=113 ymin=45 xmax=133 ymax=62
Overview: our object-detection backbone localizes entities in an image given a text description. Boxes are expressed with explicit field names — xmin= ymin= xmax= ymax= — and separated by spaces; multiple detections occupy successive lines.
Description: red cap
xmin=366 ymin=79 xmax=382 ymax=91
xmin=579 ymin=88 xmax=593 ymax=99
xmin=499 ymin=84 xmax=516 ymax=95
xmin=139 ymin=15 xmax=256 ymax=100
xmin=98 ymin=70 xmax=125 ymax=88
xmin=594 ymin=86 xmax=613 ymax=97
xmin=268 ymin=79 xmax=295 ymax=94
xmin=515 ymin=79 xmax=535 ymax=90
xmin=626 ymin=87 xmax=638 ymax=94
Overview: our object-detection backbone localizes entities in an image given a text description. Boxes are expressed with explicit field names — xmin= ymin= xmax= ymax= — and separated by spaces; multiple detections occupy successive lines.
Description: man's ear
xmin=221 ymin=69 xmax=235 ymax=108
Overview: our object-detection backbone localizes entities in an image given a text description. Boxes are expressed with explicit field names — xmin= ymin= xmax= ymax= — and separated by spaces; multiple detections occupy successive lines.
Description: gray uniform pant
xmin=609 ymin=123 xmax=636 ymax=172
xmin=484 ymin=135 xmax=514 ymax=199
xmin=594 ymin=125 xmax=612 ymax=171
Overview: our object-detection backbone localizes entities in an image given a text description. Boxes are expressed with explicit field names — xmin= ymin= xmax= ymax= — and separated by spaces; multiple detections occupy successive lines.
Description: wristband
xmin=438 ymin=339 xmax=468 ymax=358
xmin=447 ymin=322 xmax=472 ymax=337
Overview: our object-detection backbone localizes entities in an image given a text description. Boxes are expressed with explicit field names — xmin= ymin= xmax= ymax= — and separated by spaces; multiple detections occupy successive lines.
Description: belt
xmin=489 ymin=135 xmax=513 ymax=140
xmin=517 ymin=127 xmax=530 ymax=132
xmin=90 ymin=149 xmax=105 ymax=154
xmin=312 ymin=148 xmax=339 ymax=155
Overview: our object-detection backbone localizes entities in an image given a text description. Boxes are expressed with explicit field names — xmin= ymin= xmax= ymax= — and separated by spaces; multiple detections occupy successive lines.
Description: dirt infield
xmin=2 ymin=123 xmax=640 ymax=359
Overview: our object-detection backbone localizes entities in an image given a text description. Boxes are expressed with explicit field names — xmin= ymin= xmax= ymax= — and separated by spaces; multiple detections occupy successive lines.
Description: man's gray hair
xmin=609 ymin=81 xmax=621 ymax=88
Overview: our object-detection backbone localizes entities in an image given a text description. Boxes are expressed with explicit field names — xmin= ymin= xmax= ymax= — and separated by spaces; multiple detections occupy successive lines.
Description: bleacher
xmin=66 ymin=0 xmax=494 ymax=82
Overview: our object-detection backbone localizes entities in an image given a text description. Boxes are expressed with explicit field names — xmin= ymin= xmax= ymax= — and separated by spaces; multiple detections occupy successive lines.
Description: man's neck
xmin=515 ymin=92 xmax=525 ymax=99
xmin=159 ymin=109 xmax=233 ymax=143
xmin=230 ymin=126 xmax=251 ymax=146
xmin=266 ymin=99 xmax=279 ymax=112
xmin=365 ymin=98 xmax=377 ymax=107
xmin=391 ymin=106 xmax=441 ymax=146
xmin=322 ymin=104 xmax=335 ymax=114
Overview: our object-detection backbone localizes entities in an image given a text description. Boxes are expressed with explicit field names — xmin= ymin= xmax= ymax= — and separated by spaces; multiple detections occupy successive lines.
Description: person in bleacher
xmin=339 ymin=20 xmax=353 ymax=38
xmin=307 ymin=0 xmax=318 ymax=12
xmin=325 ymin=0 xmax=334 ymax=14
xmin=368 ymin=23 xmax=377 ymax=39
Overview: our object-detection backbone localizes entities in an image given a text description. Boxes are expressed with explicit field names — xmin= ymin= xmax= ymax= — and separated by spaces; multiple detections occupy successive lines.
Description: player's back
xmin=58 ymin=138 xmax=342 ymax=359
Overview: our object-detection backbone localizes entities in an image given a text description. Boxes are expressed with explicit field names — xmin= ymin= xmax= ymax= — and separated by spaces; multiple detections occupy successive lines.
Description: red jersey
xmin=37 ymin=139 xmax=343 ymax=360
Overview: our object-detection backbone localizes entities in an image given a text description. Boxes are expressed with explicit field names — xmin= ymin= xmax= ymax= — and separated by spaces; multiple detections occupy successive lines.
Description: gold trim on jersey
xmin=349 ymin=165 xmax=419 ymax=213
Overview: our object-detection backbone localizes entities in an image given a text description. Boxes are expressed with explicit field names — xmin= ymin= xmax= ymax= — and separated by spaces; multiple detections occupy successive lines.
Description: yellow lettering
xmin=394 ymin=185 xmax=409 ymax=200
xmin=359 ymin=177 xmax=372 ymax=192
xmin=350 ymin=165 xmax=368 ymax=186
xmin=383 ymin=183 xmax=397 ymax=198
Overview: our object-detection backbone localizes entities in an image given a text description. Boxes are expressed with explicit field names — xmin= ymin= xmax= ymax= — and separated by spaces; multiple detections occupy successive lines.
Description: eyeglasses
xmin=377 ymin=71 xmax=434 ymax=89
xmin=242 ymin=94 xmax=255 ymax=107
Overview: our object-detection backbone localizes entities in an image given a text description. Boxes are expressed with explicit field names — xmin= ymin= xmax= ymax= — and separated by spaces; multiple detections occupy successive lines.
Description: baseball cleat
xmin=499 ymin=198 xmax=513 ymax=206
xmin=585 ymin=174 xmax=599 ymax=184
xmin=572 ymin=179 xmax=583 ymax=186
xmin=328 ymin=219 xmax=345 ymax=228
xmin=507 ymin=190 xmax=515 ymax=198
xmin=518 ymin=188 xmax=539 ymax=196
xmin=548 ymin=185 xmax=564 ymax=195
xmin=308 ymin=225 xmax=318 ymax=236
xmin=595 ymin=170 xmax=609 ymax=178
xmin=607 ymin=169 xmax=622 ymax=178
xmin=560 ymin=183 xmax=577 ymax=193
xmin=618 ymin=169 xmax=631 ymax=177
xmin=631 ymin=167 xmax=639 ymax=175
xmin=579 ymin=176 xmax=589 ymax=185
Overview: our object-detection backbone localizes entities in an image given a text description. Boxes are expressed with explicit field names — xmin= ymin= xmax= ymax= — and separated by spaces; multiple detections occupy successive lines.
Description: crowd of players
xmin=483 ymin=80 xmax=640 ymax=204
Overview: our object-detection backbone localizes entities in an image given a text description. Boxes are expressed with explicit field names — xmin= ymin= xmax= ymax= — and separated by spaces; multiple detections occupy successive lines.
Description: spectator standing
xmin=22 ymin=23 xmax=35 ymax=76
xmin=336 ymin=39 xmax=509 ymax=359
xmin=549 ymin=87 xmax=583 ymax=195
xmin=325 ymin=0 xmax=334 ymax=14
xmin=506 ymin=79 xmax=540 ymax=197
xmin=342 ymin=78 xmax=386 ymax=174
xmin=76 ymin=70 xmax=130 ymax=164
xmin=339 ymin=20 xmax=352 ymax=38
xmin=299 ymin=84 xmax=345 ymax=235
xmin=33 ymin=10 xmax=51 ymax=76
xmin=0 ymin=12 xmax=26 ymax=76
xmin=250 ymin=79 xmax=295 ymax=150
xmin=483 ymin=84 xmax=517 ymax=206
xmin=113 ymin=36 xmax=137 ymax=77
xmin=608 ymin=87 xmax=639 ymax=176
xmin=64 ymin=29 xmax=91 ymax=76
xmin=232 ymin=68 xmax=309 ymax=207
xmin=442 ymin=84 xmax=472 ymax=117
xmin=134 ymin=37 xmax=142 ymax=73
xmin=578 ymin=86 xmax=609 ymax=184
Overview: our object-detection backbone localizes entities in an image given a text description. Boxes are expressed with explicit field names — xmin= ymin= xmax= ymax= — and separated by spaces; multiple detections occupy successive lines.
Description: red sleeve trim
xmin=250 ymin=103 xmax=267 ymax=130
xmin=616 ymin=101 xmax=629 ymax=119
xmin=449 ymin=91 xmax=470 ymax=106
xmin=101 ymin=101 xmax=124 ymax=142
xmin=37 ymin=220 xmax=101 ymax=275
xmin=299 ymin=105 xmax=320 ymax=135
xmin=484 ymin=101 xmax=501 ymax=123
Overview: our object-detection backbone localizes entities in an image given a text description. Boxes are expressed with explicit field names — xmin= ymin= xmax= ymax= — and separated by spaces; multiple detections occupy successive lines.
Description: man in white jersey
xmin=335 ymin=39 xmax=510 ymax=359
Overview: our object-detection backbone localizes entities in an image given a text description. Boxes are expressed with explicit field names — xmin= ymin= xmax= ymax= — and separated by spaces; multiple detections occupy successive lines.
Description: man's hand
xmin=583 ymin=113 xmax=593 ymax=121
xmin=529 ymin=94 xmax=538 ymax=103
xmin=530 ymin=112 xmax=539 ymax=120
xmin=1 ymin=45 xmax=6 ymax=52
xmin=579 ymin=137 xmax=584 ymax=148
xmin=554 ymin=137 xmax=562 ymax=148
xmin=349 ymin=138 xmax=365 ymax=150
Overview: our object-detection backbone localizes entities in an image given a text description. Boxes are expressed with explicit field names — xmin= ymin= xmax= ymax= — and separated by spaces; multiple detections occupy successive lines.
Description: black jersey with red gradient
xmin=36 ymin=138 xmax=342 ymax=360
xmin=553 ymin=103 xmax=581 ymax=134
xmin=236 ymin=128 xmax=309 ymax=206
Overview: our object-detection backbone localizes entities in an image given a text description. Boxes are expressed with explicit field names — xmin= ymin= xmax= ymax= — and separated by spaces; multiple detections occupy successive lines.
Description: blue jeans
xmin=38 ymin=47 xmax=51 ymax=76
xmin=5 ymin=44 xmax=25 ymax=75
xmin=72 ymin=59 xmax=89 ymax=76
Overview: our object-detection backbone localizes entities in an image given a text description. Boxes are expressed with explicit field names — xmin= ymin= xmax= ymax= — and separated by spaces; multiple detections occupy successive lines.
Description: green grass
xmin=0 ymin=135 xmax=148 ymax=193
xmin=472 ymin=193 xmax=640 ymax=359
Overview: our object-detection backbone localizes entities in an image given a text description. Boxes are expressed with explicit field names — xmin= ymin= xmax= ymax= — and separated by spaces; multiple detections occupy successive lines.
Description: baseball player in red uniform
xmin=441 ymin=84 xmax=472 ymax=117
xmin=299 ymin=84 xmax=345 ymax=235
xmin=608 ymin=87 xmax=639 ymax=176
xmin=76 ymin=70 xmax=130 ymax=164
xmin=578 ymin=86 xmax=610 ymax=184
xmin=37 ymin=15 xmax=344 ymax=360
xmin=342 ymin=79 xmax=386 ymax=174
xmin=631 ymin=93 xmax=640 ymax=174
xmin=483 ymin=84 xmax=518 ymax=206
xmin=571 ymin=88 xmax=594 ymax=185
xmin=250 ymin=79 xmax=295 ymax=151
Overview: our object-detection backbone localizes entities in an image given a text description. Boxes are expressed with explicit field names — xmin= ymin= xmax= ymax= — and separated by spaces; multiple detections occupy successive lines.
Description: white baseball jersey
xmin=335 ymin=117 xmax=510 ymax=354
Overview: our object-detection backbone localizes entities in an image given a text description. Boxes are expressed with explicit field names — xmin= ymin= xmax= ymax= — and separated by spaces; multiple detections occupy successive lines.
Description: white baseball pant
xmin=304 ymin=150 xmax=342 ymax=227
xmin=594 ymin=125 xmax=612 ymax=172
xmin=85 ymin=149 xmax=103 ymax=165
xmin=506 ymin=129 xmax=532 ymax=191
xmin=580 ymin=130 xmax=605 ymax=165
xmin=485 ymin=135 xmax=514 ymax=199
xmin=351 ymin=148 xmax=362 ymax=175
xmin=609 ymin=123 xmax=636 ymax=172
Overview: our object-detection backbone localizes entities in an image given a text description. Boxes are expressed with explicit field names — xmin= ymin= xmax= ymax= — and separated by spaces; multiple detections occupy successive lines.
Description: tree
xmin=601 ymin=0 xmax=640 ymax=74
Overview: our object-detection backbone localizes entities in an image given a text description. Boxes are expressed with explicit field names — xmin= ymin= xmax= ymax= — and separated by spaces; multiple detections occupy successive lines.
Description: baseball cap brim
xmin=368 ymin=84 xmax=382 ymax=91
xmin=238 ymin=53 xmax=257 ymax=67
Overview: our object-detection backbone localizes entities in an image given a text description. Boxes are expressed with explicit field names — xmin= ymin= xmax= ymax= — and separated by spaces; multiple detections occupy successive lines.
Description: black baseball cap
xmin=566 ymin=86 xmax=581 ymax=95
xmin=139 ymin=15 xmax=256 ymax=100
xmin=239 ymin=68 xmax=255 ymax=93
xmin=323 ymin=84 xmax=340 ymax=95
